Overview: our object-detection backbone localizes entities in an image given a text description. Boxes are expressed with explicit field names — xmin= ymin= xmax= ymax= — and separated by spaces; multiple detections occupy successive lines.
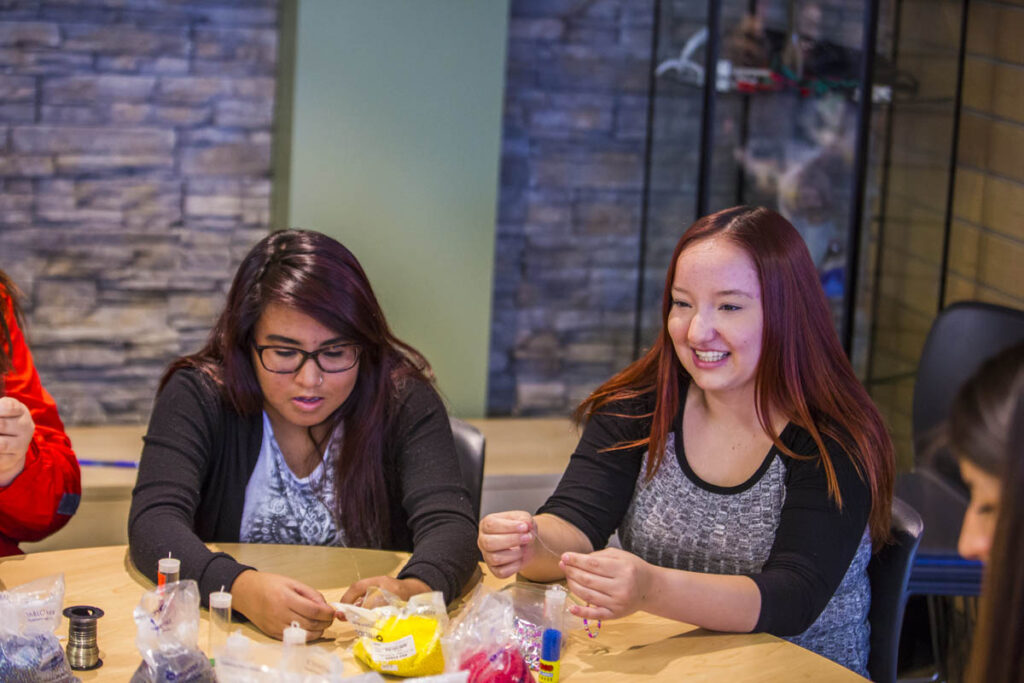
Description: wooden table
xmin=0 ymin=544 xmax=864 ymax=681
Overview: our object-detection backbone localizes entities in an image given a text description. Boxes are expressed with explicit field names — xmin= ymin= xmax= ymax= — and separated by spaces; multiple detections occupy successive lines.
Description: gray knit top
xmin=538 ymin=386 xmax=873 ymax=676
xmin=620 ymin=431 xmax=871 ymax=675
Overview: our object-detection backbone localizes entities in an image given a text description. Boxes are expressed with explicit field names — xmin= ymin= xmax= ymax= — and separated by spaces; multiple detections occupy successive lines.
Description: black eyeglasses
xmin=253 ymin=344 xmax=360 ymax=374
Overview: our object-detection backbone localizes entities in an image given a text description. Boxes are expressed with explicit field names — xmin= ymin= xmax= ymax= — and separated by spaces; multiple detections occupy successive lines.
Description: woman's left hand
xmin=337 ymin=576 xmax=432 ymax=611
xmin=560 ymin=548 xmax=656 ymax=621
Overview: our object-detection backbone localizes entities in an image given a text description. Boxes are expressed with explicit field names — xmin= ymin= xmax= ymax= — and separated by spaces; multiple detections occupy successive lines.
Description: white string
xmin=529 ymin=515 xmax=563 ymax=561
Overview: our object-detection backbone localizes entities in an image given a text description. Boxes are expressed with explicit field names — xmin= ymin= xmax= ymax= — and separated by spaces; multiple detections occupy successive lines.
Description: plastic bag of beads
xmin=336 ymin=588 xmax=448 ymax=677
xmin=496 ymin=582 xmax=582 ymax=671
xmin=130 ymin=580 xmax=215 ymax=683
xmin=0 ymin=574 xmax=79 ymax=683
xmin=214 ymin=630 xmax=352 ymax=682
xmin=441 ymin=585 xmax=532 ymax=683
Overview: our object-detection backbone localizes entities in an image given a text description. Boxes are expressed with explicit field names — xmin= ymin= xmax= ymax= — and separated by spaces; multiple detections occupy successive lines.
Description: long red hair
xmin=576 ymin=206 xmax=894 ymax=546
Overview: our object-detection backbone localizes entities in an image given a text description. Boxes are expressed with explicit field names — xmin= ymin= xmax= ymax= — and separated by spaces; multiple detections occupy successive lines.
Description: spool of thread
xmin=63 ymin=605 xmax=104 ymax=670
xmin=537 ymin=628 xmax=562 ymax=683
xmin=157 ymin=555 xmax=180 ymax=587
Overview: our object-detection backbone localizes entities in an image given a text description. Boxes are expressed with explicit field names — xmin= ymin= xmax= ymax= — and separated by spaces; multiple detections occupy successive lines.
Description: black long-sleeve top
xmin=537 ymin=388 xmax=872 ymax=639
xmin=128 ymin=368 xmax=479 ymax=604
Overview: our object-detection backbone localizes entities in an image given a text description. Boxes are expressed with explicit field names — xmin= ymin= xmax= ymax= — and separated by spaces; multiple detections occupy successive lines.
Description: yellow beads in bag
xmin=336 ymin=589 xmax=448 ymax=678
xmin=352 ymin=613 xmax=445 ymax=676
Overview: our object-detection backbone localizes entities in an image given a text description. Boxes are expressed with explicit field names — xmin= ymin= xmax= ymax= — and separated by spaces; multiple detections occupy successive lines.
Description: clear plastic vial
xmin=157 ymin=555 xmax=180 ymax=587
xmin=281 ymin=621 xmax=307 ymax=674
xmin=543 ymin=584 xmax=567 ymax=633
xmin=208 ymin=589 xmax=232 ymax=661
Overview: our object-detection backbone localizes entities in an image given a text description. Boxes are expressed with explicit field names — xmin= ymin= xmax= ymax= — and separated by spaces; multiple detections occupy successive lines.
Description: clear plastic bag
xmin=0 ymin=574 xmax=79 ymax=683
xmin=335 ymin=588 xmax=448 ymax=677
xmin=130 ymin=580 xmax=214 ymax=683
xmin=441 ymin=585 xmax=532 ymax=683
xmin=497 ymin=582 xmax=581 ymax=670
xmin=213 ymin=631 xmax=354 ymax=682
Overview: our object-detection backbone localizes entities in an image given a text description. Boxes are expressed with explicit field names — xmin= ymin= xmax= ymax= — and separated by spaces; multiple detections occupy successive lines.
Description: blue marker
xmin=538 ymin=628 xmax=562 ymax=683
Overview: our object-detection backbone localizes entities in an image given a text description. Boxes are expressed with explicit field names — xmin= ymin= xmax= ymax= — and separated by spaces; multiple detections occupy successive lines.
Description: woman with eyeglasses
xmin=128 ymin=229 xmax=478 ymax=640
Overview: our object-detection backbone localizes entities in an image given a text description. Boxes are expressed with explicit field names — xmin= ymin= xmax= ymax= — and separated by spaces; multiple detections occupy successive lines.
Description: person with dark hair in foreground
xmin=478 ymin=206 xmax=895 ymax=676
xmin=948 ymin=341 xmax=1024 ymax=564
xmin=128 ymin=230 xmax=478 ymax=640
xmin=947 ymin=341 xmax=1024 ymax=682
xmin=0 ymin=269 xmax=81 ymax=555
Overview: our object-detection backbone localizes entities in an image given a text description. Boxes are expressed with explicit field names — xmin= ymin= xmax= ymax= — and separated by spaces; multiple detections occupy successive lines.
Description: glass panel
xmin=639 ymin=0 xmax=896 ymax=352
xmin=638 ymin=1 xmax=710 ymax=349
xmin=865 ymin=0 xmax=966 ymax=469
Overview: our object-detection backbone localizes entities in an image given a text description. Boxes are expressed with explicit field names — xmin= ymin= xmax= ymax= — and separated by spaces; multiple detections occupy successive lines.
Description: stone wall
xmin=0 ymin=0 xmax=278 ymax=424
xmin=488 ymin=0 xmax=654 ymax=416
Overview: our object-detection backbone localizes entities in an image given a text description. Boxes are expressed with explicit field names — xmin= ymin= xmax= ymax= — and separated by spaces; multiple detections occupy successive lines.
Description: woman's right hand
xmin=0 ymin=396 xmax=35 ymax=487
xmin=477 ymin=510 xmax=537 ymax=578
xmin=231 ymin=570 xmax=336 ymax=640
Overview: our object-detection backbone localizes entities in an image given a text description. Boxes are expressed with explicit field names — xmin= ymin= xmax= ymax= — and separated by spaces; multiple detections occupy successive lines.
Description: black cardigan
xmin=128 ymin=368 xmax=479 ymax=604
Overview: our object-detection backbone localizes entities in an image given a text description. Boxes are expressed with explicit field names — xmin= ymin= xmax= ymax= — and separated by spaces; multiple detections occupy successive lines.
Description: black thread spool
xmin=63 ymin=605 xmax=104 ymax=670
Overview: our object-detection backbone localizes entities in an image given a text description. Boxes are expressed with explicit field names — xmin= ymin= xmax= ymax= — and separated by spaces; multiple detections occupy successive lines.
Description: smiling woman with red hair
xmin=478 ymin=206 xmax=894 ymax=676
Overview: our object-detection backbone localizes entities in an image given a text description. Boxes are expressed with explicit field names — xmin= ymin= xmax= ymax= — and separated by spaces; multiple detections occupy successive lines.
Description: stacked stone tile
xmin=489 ymin=0 xmax=655 ymax=415
xmin=0 ymin=1 xmax=278 ymax=423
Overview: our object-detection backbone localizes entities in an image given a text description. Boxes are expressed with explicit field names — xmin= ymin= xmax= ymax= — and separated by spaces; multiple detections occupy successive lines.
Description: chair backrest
xmin=867 ymin=497 xmax=925 ymax=683
xmin=450 ymin=417 xmax=485 ymax=520
xmin=912 ymin=301 xmax=1024 ymax=485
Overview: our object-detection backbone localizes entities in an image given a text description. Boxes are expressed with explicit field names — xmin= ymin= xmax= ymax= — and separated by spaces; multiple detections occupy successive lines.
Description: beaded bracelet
xmin=582 ymin=615 xmax=602 ymax=638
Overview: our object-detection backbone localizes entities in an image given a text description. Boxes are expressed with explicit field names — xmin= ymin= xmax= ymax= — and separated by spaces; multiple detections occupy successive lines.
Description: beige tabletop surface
xmin=0 ymin=544 xmax=865 ymax=682
xmin=64 ymin=417 xmax=581 ymax=478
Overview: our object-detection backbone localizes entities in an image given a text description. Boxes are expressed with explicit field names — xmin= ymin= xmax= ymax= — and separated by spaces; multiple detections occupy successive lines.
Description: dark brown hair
xmin=576 ymin=206 xmax=895 ymax=546
xmin=0 ymin=269 xmax=25 ymax=374
xmin=967 ymin=389 xmax=1024 ymax=682
xmin=163 ymin=229 xmax=431 ymax=546
xmin=948 ymin=341 xmax=1024 ymax=476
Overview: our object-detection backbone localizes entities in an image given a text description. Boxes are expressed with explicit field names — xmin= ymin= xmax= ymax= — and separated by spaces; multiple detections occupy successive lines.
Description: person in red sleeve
xmin=0 ymin=269 xmax=81 ymax=555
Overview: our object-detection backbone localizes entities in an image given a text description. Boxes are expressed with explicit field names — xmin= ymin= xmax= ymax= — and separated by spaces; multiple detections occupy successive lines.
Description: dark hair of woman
xmin=575 ymin=205 xmax=895 ymax=546
xmin=163 ymin=229 xmax=431 ymax=547
xmin=948 ymin=341 xmax=1024 ymax=475
xmin=0 ymin=269 xmax=25 ymax=374
xmin=967 ymin=388 xmax=1024 ymax=683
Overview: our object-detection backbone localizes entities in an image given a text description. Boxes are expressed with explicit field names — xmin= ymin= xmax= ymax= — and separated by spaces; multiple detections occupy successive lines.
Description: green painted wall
xmin=283 ymin=1 xmax=509 ymax=417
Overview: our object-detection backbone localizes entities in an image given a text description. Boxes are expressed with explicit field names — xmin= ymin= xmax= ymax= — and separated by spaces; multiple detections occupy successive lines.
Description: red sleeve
xmin=0 ymin=296 xmax=81 ymax=554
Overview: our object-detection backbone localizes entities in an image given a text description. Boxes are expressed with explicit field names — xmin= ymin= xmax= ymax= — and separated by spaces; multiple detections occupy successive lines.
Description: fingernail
xmin=520 ymin=534 xmax=532 ymax=544
xmin=517 ymin=523 xmax=528 ymax=532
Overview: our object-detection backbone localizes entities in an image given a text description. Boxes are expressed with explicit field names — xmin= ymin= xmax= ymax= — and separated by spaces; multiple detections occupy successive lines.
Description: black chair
xmin=868 ymin=497 xmax=924 ymax=683
xmin=898 ymin=301 xmax=1024 ymax=597
xmin=894 ymin=301 xmax=1024 ymax=679
xmin=450 ymin=417 xmax=486 ymax=520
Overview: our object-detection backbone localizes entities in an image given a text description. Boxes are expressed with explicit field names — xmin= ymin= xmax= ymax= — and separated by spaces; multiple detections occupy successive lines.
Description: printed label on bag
xmin=367 ymin=635 xmax=417 ymax=662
